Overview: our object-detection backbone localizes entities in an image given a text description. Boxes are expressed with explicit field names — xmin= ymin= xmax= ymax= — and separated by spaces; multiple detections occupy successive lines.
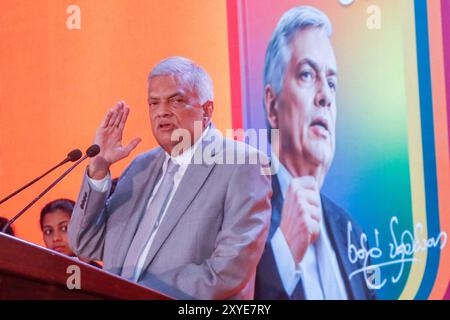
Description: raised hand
xmin=279 ymin=176 xmax=321 ymax=265
xmin=88 ymin=101 xmax=141 ymax=180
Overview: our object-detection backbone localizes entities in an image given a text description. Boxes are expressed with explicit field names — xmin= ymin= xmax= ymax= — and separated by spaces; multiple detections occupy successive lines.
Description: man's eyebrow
xmin=298 ymin=58 xmax=338 ymax=77
xmin=148 ymin=91 xmax=185 ymax=101
xmin=327 ymin=68 xmax=338 ymax=77
xmin=58 ymin=221 xmax=69 ymax=226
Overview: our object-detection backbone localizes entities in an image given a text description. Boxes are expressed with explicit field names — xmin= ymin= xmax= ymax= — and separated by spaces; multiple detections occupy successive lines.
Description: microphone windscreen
xmin=67 ymin=149 xmax=82 ymax=162
xmin=86 ymin=144 xmax=101 ymax=158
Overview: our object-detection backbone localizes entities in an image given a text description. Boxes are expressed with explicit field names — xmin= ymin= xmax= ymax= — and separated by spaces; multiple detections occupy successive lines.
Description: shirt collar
xmin=164 ymin=125 xmax=210 ymax=166
xmin=271 ymin=151 xmax=292 ymax=200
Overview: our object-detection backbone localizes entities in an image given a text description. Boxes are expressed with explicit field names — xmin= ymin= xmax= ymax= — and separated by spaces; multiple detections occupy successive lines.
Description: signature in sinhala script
xmin=347 ymin=216 xmax=447 ymax=289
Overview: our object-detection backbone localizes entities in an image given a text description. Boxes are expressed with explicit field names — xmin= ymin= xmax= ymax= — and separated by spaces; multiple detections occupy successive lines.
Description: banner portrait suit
xmin=255 ymin=175 xmax=376 ymax=300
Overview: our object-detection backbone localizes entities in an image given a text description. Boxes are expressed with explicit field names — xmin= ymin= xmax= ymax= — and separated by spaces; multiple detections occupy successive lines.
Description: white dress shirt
xmin=270 ymin=153 xmax=348 ymax=299
xmin=87 ymin=126 xmax=209 ymax=281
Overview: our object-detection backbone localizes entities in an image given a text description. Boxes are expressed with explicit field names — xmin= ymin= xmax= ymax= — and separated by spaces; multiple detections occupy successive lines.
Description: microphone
xmin=1 ymin=145 xmax=100 ymax=233
xmin=86 ymin=144 xmax=100 ymax=158
xmin=0 ymin=149 xmax=82 ymax=206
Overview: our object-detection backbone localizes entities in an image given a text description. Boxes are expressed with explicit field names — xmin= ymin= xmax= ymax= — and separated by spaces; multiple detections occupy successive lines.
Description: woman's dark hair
xmin=39 ymin=198 xmax=75 ymax=230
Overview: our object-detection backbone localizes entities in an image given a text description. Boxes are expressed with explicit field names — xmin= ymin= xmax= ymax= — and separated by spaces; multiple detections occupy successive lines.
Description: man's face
xmin=148 ymin=75 xmax=210 ymax=153
xmin=272 ymin=27 xmax=337 ymax=171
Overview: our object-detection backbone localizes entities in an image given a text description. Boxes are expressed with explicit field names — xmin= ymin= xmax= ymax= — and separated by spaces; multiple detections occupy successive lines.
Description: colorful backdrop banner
xmin=227 ymin=0 xmax=450 ymax=299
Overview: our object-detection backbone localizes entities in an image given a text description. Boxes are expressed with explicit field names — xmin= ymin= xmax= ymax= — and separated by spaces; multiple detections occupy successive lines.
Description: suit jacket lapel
xmin=269 ymin=174 xmax=284 ymax=239
xmin=321 ymin=196 xmax=366 ymax=300
xmin=138 ymin=129 xmax=219 ymax=274
xmin=113 ymin=149 xmax=166 ymax=270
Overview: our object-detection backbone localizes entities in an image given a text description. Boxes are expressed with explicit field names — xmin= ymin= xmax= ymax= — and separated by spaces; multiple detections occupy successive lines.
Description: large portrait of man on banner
xmin=253 ymin=5 xmax=375 ymax=300
xmin=229 ymin=0 xmax=449 ymax=299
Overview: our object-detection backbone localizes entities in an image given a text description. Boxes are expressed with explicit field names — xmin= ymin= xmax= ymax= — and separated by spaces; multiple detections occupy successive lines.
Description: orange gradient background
xmin=0 ymin=1 xmax=232 ymax=247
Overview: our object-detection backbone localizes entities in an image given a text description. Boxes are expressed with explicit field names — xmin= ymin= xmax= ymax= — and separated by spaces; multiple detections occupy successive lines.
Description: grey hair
xmin=148 ymin=56 xmax=214 ymax=103
xmin=263 ymin=6 xmax=333 ymax=97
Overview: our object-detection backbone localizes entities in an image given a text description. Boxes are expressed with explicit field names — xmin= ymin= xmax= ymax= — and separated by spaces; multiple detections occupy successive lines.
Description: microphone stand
xmin=1 ymin=153 xmax=91 ymax=234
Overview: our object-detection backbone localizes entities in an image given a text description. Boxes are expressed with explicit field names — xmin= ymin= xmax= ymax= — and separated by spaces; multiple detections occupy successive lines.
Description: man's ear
xmin=265 ymin=85 xmax=278 ymax=129
xmin=202 ymin=101 xmax=214 ymax=128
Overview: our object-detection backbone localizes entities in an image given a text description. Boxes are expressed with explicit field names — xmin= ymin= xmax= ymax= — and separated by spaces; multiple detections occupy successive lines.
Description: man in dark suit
xmin=255 ymin=6 xmax=375 ymax=300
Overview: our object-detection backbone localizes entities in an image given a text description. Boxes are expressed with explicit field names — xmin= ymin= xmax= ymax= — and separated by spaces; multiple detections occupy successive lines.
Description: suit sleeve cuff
xmin=86 ymin=171 xmax=111 ymax=193
xmin=270 ymin=227 xmax=303 ymax=296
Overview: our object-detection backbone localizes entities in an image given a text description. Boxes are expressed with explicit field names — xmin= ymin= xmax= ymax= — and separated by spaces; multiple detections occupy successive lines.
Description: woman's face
xmin=42 ymin=209 xmax=75 ymax=256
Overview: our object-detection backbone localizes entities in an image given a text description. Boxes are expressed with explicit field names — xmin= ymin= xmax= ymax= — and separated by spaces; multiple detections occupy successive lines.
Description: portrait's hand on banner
xmin=88 ymin=100 xmax=141 ymax=180
xmin=280 ymin=176 xmax=322 ymax=265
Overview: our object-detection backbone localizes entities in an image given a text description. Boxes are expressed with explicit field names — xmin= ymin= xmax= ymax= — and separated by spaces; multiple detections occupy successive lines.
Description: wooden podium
xmin=0 ymin=233 xmax=172 ymax=300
